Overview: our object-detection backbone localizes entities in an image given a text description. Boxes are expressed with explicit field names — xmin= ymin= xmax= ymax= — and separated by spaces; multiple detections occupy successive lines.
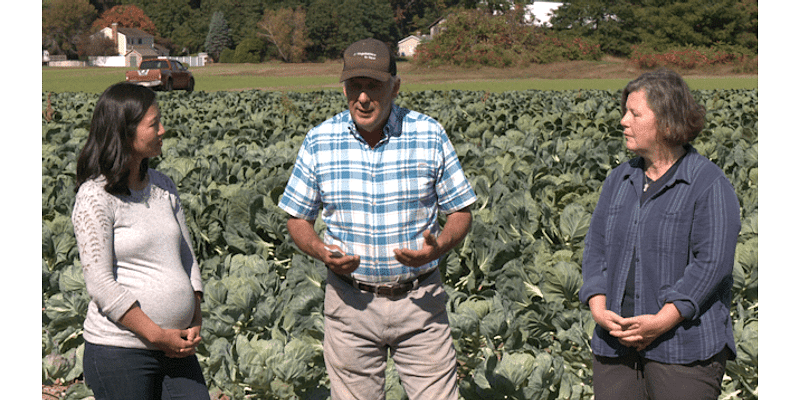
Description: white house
xmin=96 ymin=23 xmax=155 ymax=56
xmin=93 ymin=23 xmax=168 ymax=66
xmin=398 ymin=35 xmax=421 ymax=57
xmin=396 ymin=15 xmax=449 ymax=58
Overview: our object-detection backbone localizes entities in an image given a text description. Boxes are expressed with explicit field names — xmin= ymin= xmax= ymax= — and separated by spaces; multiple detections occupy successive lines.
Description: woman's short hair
xmin=75 ymin=82 xmax=157 ymax=195
xmin=621 ymin=68 xmax=706 ymax=146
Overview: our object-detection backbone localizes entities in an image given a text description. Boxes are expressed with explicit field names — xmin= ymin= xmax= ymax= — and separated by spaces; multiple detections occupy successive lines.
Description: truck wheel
xmin=186 ymin=78 xmax=195 ymax=93
xmin=163 ymin=79 xmax=173 ymax=92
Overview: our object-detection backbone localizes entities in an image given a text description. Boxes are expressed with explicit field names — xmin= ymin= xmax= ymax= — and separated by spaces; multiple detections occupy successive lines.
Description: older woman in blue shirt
xmin=579 ymin=69 xmax=740 ymax=400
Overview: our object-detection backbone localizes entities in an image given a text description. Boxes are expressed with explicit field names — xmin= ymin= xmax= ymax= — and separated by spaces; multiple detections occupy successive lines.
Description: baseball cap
xmin=340 ymin=38 xmax=397 ymax=82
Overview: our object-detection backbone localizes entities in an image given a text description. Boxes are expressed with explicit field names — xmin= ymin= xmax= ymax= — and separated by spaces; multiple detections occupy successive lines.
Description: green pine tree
xmin=204 ymin=11 xmax=232 ymax=61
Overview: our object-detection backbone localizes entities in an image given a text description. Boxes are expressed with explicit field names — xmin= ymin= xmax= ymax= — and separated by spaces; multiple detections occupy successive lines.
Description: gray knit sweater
xmin=72 ymin=169 xmax=203 ymax=350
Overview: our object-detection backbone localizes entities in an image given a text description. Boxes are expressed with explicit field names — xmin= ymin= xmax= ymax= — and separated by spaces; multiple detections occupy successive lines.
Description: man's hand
xmin=394 ymin=230 xmax=441 ymax=267
xmin=322 ymin=244 xmax=360 ymax=275
xmin=394 ymin=207 xmax=472 ymax=268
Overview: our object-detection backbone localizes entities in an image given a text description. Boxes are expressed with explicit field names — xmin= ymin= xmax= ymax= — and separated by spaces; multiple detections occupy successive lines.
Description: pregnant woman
xmin=72 ymin=82 xmax=210 ymax=399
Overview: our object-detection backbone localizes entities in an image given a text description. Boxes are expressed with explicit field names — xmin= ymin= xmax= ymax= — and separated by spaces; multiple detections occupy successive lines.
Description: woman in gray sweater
xmin=72 ymin=83 xmax=210 ymax=399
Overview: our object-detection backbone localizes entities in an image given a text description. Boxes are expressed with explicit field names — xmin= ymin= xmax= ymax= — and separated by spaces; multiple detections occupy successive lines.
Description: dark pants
xmin=83 ymin=342 xmax=210 ymax=400
xmin=592 ymin=348 xmax=730 ymax=400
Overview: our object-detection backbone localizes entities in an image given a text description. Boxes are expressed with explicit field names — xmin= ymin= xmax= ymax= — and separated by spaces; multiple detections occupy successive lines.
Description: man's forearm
xmin=286 ymin=217 xmax=324 ymax=260
xmin=436 ymin=207 xmax=472 ymax=257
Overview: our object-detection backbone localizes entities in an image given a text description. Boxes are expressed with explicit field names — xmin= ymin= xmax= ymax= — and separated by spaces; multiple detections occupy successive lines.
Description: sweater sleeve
xmin=72 ymin=181 xmax=138 ymax=322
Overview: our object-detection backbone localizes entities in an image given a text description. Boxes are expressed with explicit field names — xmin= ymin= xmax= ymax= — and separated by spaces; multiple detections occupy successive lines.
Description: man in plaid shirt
xmin=279 ymin=38 xmax=476 ymax=400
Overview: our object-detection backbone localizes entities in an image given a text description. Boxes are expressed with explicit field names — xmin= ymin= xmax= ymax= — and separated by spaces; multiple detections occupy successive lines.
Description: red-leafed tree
xmin=91 ymin=4 xmax=158 ymax=36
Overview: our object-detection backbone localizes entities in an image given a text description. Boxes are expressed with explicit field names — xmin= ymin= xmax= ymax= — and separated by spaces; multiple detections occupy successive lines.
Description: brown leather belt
xmin=333 ymin=269 xmax=437 ymax=297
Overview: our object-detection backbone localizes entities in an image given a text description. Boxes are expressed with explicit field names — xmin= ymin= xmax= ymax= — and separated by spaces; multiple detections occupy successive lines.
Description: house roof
xmin=399 ymin=35 xmax=421 ymax=45
xmin=428 ymin=16 xmax=447 ymax=29
xmin=127 ymin=46 xmax=159 ymax=57
xmin=117 ymin=27 xmax=153 ymax=38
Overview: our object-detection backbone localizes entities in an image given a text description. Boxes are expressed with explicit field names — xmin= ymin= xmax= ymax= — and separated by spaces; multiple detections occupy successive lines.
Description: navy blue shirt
xmin=580 ymin=146 xmax=740 ymax=364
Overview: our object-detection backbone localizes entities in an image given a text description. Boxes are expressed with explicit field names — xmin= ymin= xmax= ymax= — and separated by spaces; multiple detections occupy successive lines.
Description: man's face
xmin=343 ymin=76 xmax=400 ymax=137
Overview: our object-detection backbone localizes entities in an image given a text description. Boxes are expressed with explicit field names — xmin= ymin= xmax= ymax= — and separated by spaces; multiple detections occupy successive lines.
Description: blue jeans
xmin=83 ymin=342 xmax=210 ymax=400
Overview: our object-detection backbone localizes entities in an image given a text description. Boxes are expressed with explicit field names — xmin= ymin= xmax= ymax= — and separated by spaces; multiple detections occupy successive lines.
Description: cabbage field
xmin=42 ymin=87 xmax=757 ymax=399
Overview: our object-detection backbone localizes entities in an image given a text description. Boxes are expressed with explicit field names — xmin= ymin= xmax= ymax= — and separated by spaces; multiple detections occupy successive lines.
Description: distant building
xmin=396 ymin=3 xmax=564 ymax=57
xmin=93 ymin=23 xmax=168 ymax=66
xmin=396 ymin=16 xmax=449 ymax=58
xmin=429 ymin=16 xmax=448 ymax=38
xmin=398 ymin=35 xmax=421 ymax=57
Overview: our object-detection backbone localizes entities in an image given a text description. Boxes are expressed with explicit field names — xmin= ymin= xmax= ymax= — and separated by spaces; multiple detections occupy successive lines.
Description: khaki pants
xmin=323 ymin=269 xmax=459 ymax=400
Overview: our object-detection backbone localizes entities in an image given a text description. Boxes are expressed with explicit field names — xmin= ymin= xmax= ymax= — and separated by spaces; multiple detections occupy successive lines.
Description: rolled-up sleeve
xmin=658 ymin=175 xmax=740 ymax=320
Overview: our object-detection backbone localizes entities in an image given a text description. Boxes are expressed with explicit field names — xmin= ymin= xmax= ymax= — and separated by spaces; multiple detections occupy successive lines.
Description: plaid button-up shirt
xmin=279 ymin=104 xmax=476 ymax=283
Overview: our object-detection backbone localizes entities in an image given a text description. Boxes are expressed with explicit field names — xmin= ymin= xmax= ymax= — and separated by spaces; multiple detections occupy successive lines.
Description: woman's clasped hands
xmin=153 ymin=326 xmax=202 ymax=358
xmin=589 ymin=295 xmax=683 ymax=352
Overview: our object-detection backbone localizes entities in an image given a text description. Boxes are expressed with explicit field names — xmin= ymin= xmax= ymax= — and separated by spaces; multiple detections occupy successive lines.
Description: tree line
xmin=42 ymin=0 xmax=757 ymax=65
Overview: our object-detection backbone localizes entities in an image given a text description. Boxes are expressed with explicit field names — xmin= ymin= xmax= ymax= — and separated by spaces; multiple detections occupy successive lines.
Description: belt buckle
xmin=374 ymin=281 xmax=412 ymax=297
xmin=375 ymin=284 xmax=394 ymax=296
xmin=347 ymin=274 xmax=425 ymax=296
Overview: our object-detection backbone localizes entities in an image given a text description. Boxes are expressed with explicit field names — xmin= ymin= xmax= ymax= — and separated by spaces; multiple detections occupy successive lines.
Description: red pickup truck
xmin=125 ymin=59 xmax=195 ymax=92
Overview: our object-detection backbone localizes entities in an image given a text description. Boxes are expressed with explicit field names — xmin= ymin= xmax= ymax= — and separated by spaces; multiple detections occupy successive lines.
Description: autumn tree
xmin=42 ymin=0 xmax=97 ymax=57
xmin=258 ymin=7 xmax=311 ymax=62
xmin=91 ymin=4 xmax=159 ymax=36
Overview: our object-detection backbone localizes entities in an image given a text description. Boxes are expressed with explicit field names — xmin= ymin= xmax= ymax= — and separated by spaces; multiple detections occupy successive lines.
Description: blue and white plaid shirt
xmin=279 ymin=104 xmax=477 ymax=283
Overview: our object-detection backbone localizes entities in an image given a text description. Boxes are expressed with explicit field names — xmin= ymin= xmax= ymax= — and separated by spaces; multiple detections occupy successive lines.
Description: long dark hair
xmin=75 ymin=82 xmax=157 ymax=195
xmin=621 ymin=68 xmax=706 ymax=146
